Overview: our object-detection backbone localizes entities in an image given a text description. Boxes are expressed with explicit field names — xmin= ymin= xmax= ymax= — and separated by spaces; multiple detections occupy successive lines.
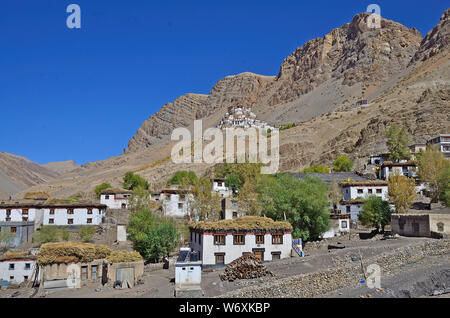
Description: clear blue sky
xmin=0 ymin=0 xmax=448 ymax=166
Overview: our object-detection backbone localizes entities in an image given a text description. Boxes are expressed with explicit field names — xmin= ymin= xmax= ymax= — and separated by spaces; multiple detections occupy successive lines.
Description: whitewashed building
xmin=189 ymin=216 xmax=293 ymax=266
xmin=0 ymin=254 xmax=37 ymax=285
xmin=427 ymin=134 xmax=450 ymax=158
xmin=379 ymin=161 xmax=418 ymax=180
xmin=338 ymin=180 xmax=389 ymax=222
xmin=100 ymin=189 xmax=133 ymax=209
xmin=160 ymin=187 xmax=194 ymax=218
xmin=322 ymin=214 xmax=350 ymax=239
xmin=175 ymin=248 xmax=202 ymax=287
xmin=212 ymin=178 xmax=232 ymax=198
xmin=221 ymin=197 xmax=243 ymax=220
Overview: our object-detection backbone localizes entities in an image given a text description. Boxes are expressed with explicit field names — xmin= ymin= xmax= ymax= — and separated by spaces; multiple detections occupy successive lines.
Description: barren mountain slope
xmin=0 ymin=152 xmax=60 ymax=195
xmin=42 ymin=160 xmax=80 ymax=175
xmin=17 ymin=9 xmax=450 ymax=199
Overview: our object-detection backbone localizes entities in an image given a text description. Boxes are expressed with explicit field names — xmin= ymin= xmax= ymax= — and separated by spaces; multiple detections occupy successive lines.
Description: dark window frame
xmin=214 ymin=234 xmax=226 ymax=245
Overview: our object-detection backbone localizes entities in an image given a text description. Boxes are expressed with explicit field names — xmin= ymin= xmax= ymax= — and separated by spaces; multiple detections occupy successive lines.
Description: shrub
xmin=60 ymin=228 xmax=70 ymax=241
xmin=78 ymin=226 xmax=96 ymax=242
xmin=33 ymin=226 xmax=59 ymax=244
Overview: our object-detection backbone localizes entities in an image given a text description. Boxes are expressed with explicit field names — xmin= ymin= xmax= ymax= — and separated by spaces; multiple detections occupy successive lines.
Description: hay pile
xmin=189 ymin=216 xmax=292 ymax=232
xmin=107 ymin=251 xmax=143 ymax=263
xmin=1 ymin=250 xmax=32 ymax=260
xmin=24 ymin=192 xmax=50 ymax=200
xmin=37 ymin=242 xmax=111 ymax=266
xmin=220 ymin=254 xmax=274 ymax=282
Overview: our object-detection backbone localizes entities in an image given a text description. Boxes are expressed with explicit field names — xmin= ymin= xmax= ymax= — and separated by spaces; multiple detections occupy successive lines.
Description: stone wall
xmin=219 ymin=239 xmax=450 ymax=298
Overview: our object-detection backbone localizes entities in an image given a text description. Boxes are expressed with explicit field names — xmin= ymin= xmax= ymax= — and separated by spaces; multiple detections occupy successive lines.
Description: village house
xmin=391 ymin=209 xmax=450 ymax=238
xmin=100 ymin=188 xmax=133 ymax=209
xmin=379 ymin=161 xmax=418 ymax=180
xmin=212 ymin=178 xmax=232 ymax=198
xmin=427 ymin=134 xmax=450 ymax=158
xmin=0 ymin=200 xmax=107 ymax=228
xmin=189 ymin=216 xmax=293 ymax=266
xmin=338 ymin=180 xmax=389 ymax=222
xmin=221 ymin=197 xmax=243 ymax=220
xmin=0 ymin=252 xmax=37 ymax=286
xmin=322 ymin=214 xmax=350 ymax=239
xmin=160 ymin=186 xmax=194 ymax=218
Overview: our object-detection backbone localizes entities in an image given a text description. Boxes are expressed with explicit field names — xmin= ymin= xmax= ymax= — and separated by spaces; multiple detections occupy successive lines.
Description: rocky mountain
xmin=16 ymin=9 xmax=450 ymax=198
xmin=0 ymin=152 xmax=60 ymax=195
xmin=125 ymin=13 xmax=422 ymax=154
xmin=42 ymin=160 xmax=80 ymax=175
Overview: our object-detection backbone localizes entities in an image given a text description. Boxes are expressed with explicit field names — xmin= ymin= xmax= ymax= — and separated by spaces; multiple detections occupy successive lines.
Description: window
xmin=178 ymin=203 xmax=183 ymax=209
xmin=25 ymin=263 xmax=31 ymax=270
xmin=6 ymin=209 xmax=11 ymax=216
xmin=22 ymin=209 xmax=29 ymax=215
xmin=376 ymin=189 xmax=382 ymax=194
xmin=272 ymin=234 xmax=283 ymax=244
xmin=218 ymin=181 xmax=223 ymax=187
xmin=9 ymin=264 xmax=14 ymax=270
xmin=271 ymin=252 xmax=281 ymax=260
xmin=357 ymin=189 xmax=364 ymax=194
xmin=81 ymin=266 xmax=88 ymax=280
xmin=341 ymin=221 xmax=348 ymax=229
xmin=91 ymin=265 xmax=98 ymax=279
xmin=233 ymin=234 xmax=244 ymax=245
xmin=22 ymin=217 xmax=28 ymax=222
xmin=10 ymin=227 xmax=16 ymax=233
xmin=368 ymin=189 xmax=373 ymax=194
xmin=437 ymin=222 xmax=444 ymax=232
xmin=87 ymin=218 xmax=92 ymax=224
xmin=24 ymin=276 xmax=28 ymax=281
xmin=49 ymin=218 xmax=54 ymax=224
xmin=346 ymin=206 xmax=351 ymax=213
xmin=214 ymin=234 xmax=225 ymax=245
xmin=67 ymin=219 xmax=74 ymax=225
xmin=68 ymin=209 xmax=74 ymax=215
xmin=88 ymin=209 xmax=93 ymax=215
xmin=9 ymin=276 xmax=14 ymax=280
xmin=50 ymin=209 xmax=55 ymax=215
xmin=215 ymin=253 xmax=225 ymax=265
xmin=232 ymin=212 xmax=238 ymax=219
xmin=256 ymin=234 xmax=265 ymax=244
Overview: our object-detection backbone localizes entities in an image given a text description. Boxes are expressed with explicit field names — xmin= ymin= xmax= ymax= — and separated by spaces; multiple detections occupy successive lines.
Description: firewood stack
xmin=220 ymin=254 xmax=274 ymax=282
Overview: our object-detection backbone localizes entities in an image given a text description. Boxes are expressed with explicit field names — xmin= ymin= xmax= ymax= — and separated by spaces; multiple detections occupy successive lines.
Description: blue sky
xmin=0 ymin=0 xmax=448 ymax=166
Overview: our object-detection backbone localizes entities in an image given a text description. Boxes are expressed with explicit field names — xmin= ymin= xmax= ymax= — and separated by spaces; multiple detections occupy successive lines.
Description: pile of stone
xmin=220 ymin=254 xmax=273 ymax=282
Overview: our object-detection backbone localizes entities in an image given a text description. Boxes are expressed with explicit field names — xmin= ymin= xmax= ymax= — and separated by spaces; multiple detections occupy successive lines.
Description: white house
xmin=100 ymin=189 xmax=133 ymax=209
xmin=322 ymin=214 xmax=350 ymax=239
xmin=427 ymin=134 xmax=450 ymax=158
xmin=212 ymin=178 xmax=232 ymax=198
xmin=338 ymin=180 xmax=389 ymax=222
xmin=0 ymin=254 xmax=37 ymax=285
xmin=0 ymin=201 xmax=106 ymax=227
xmin=160 ymin=186 xmax=194 ymax=218
xmin=221 ymin=197 xmax=243 ymax=220
xmin=379 ymin=161 xmax=418 ymax=180
xmin=189 ymin=216 xmax=293 ymax=266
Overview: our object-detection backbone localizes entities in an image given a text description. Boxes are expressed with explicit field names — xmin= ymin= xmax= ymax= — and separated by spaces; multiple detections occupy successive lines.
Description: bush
xmin=123 ymin=172 xmax=149 ymax=191
xmin=60 ymin=228 xmax=70 ymax=241
xmin=34 ymin=226 xmax=59 ymax=244
xmin=301 ymin=164 xmax=330 ymax=173
xmin=167 ymin=171 xmax=197 ymax=186
xmin=127 ymin=210 xmax=180 ymax=262
xmin=332 ymin=155 xmax=353 ymax=172
xmin=94 ymin=183 xmax=112 ymax=199
xmin=78 ymin=226 xmax=96 ymax=242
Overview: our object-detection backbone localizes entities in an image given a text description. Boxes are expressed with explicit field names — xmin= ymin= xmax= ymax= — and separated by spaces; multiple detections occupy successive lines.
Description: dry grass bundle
xmin=37 ymin=242 xmax=111 ymax=266
xmin=1 ymin=250 xmax=32 ymax=260
xmin=189 ymin=216 xmax=292 ymax=232
xmin=24 ymin=192 xmax=50 ymax=200
xmin=107 ymin=251 xmax=143 ymax=263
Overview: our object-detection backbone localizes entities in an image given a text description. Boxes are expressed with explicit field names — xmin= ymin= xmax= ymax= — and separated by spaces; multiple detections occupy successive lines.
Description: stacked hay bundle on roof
xmin=107 ymin=251 xmax=143 ymax=263
xmin=36 ymin=242 xmax=112 ymax=266
xmin=220 ymin=253 xmax=274 ymax=282
xmin=189 ymin=216 xmax=292 ymax=232
xmin=23 ymin=192 xmax=50 ymax=200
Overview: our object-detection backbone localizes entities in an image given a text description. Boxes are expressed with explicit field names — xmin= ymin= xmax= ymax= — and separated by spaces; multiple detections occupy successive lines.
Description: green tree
xmin=33 ymin=226 xmax=59 ymax=244
xmin=388 ymin=173 xmax=416 ymax=213
xmin=439 ymin=167 xmax=450 ymax=207
xmin=0 ymin=230 xmax=14 ymax=253
xmin=214 ymin=163 xmax=262 ymax=186
xmin=127 ymin=210 xmax=180 ymax=262
xmin=188 ymin=177 xmax=222 ymax=221
xmin=359 ymin=196 xmax=392 ymax=232
xmin=78 ymin=226 xmax=96 ymax=242
xmin=329 ymin=179 xmax=343 ymax=213
xmin=301 ymin=164 xmax=330 ymax=173
xmin=167 ymin=171 xmax=198 ymax=186
xmin=94 ymin=183 xmax=112 ymax=199
xmin=257 ymin=174 xmax=330 ymax=241
xmin=123 ymin=172 xmax=149 ymax=191
xmin=417 ymin=146 xmax=450 ymax=203
xmin=386 ymin=124 xmax=410 ymax=162
xmin=225 ymin=174 xmax=243 ymax=192
xmin=237 ymin=180 xmax=263 ymax=217
xmin=332 ymin=155 xmax=354 ymax=172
